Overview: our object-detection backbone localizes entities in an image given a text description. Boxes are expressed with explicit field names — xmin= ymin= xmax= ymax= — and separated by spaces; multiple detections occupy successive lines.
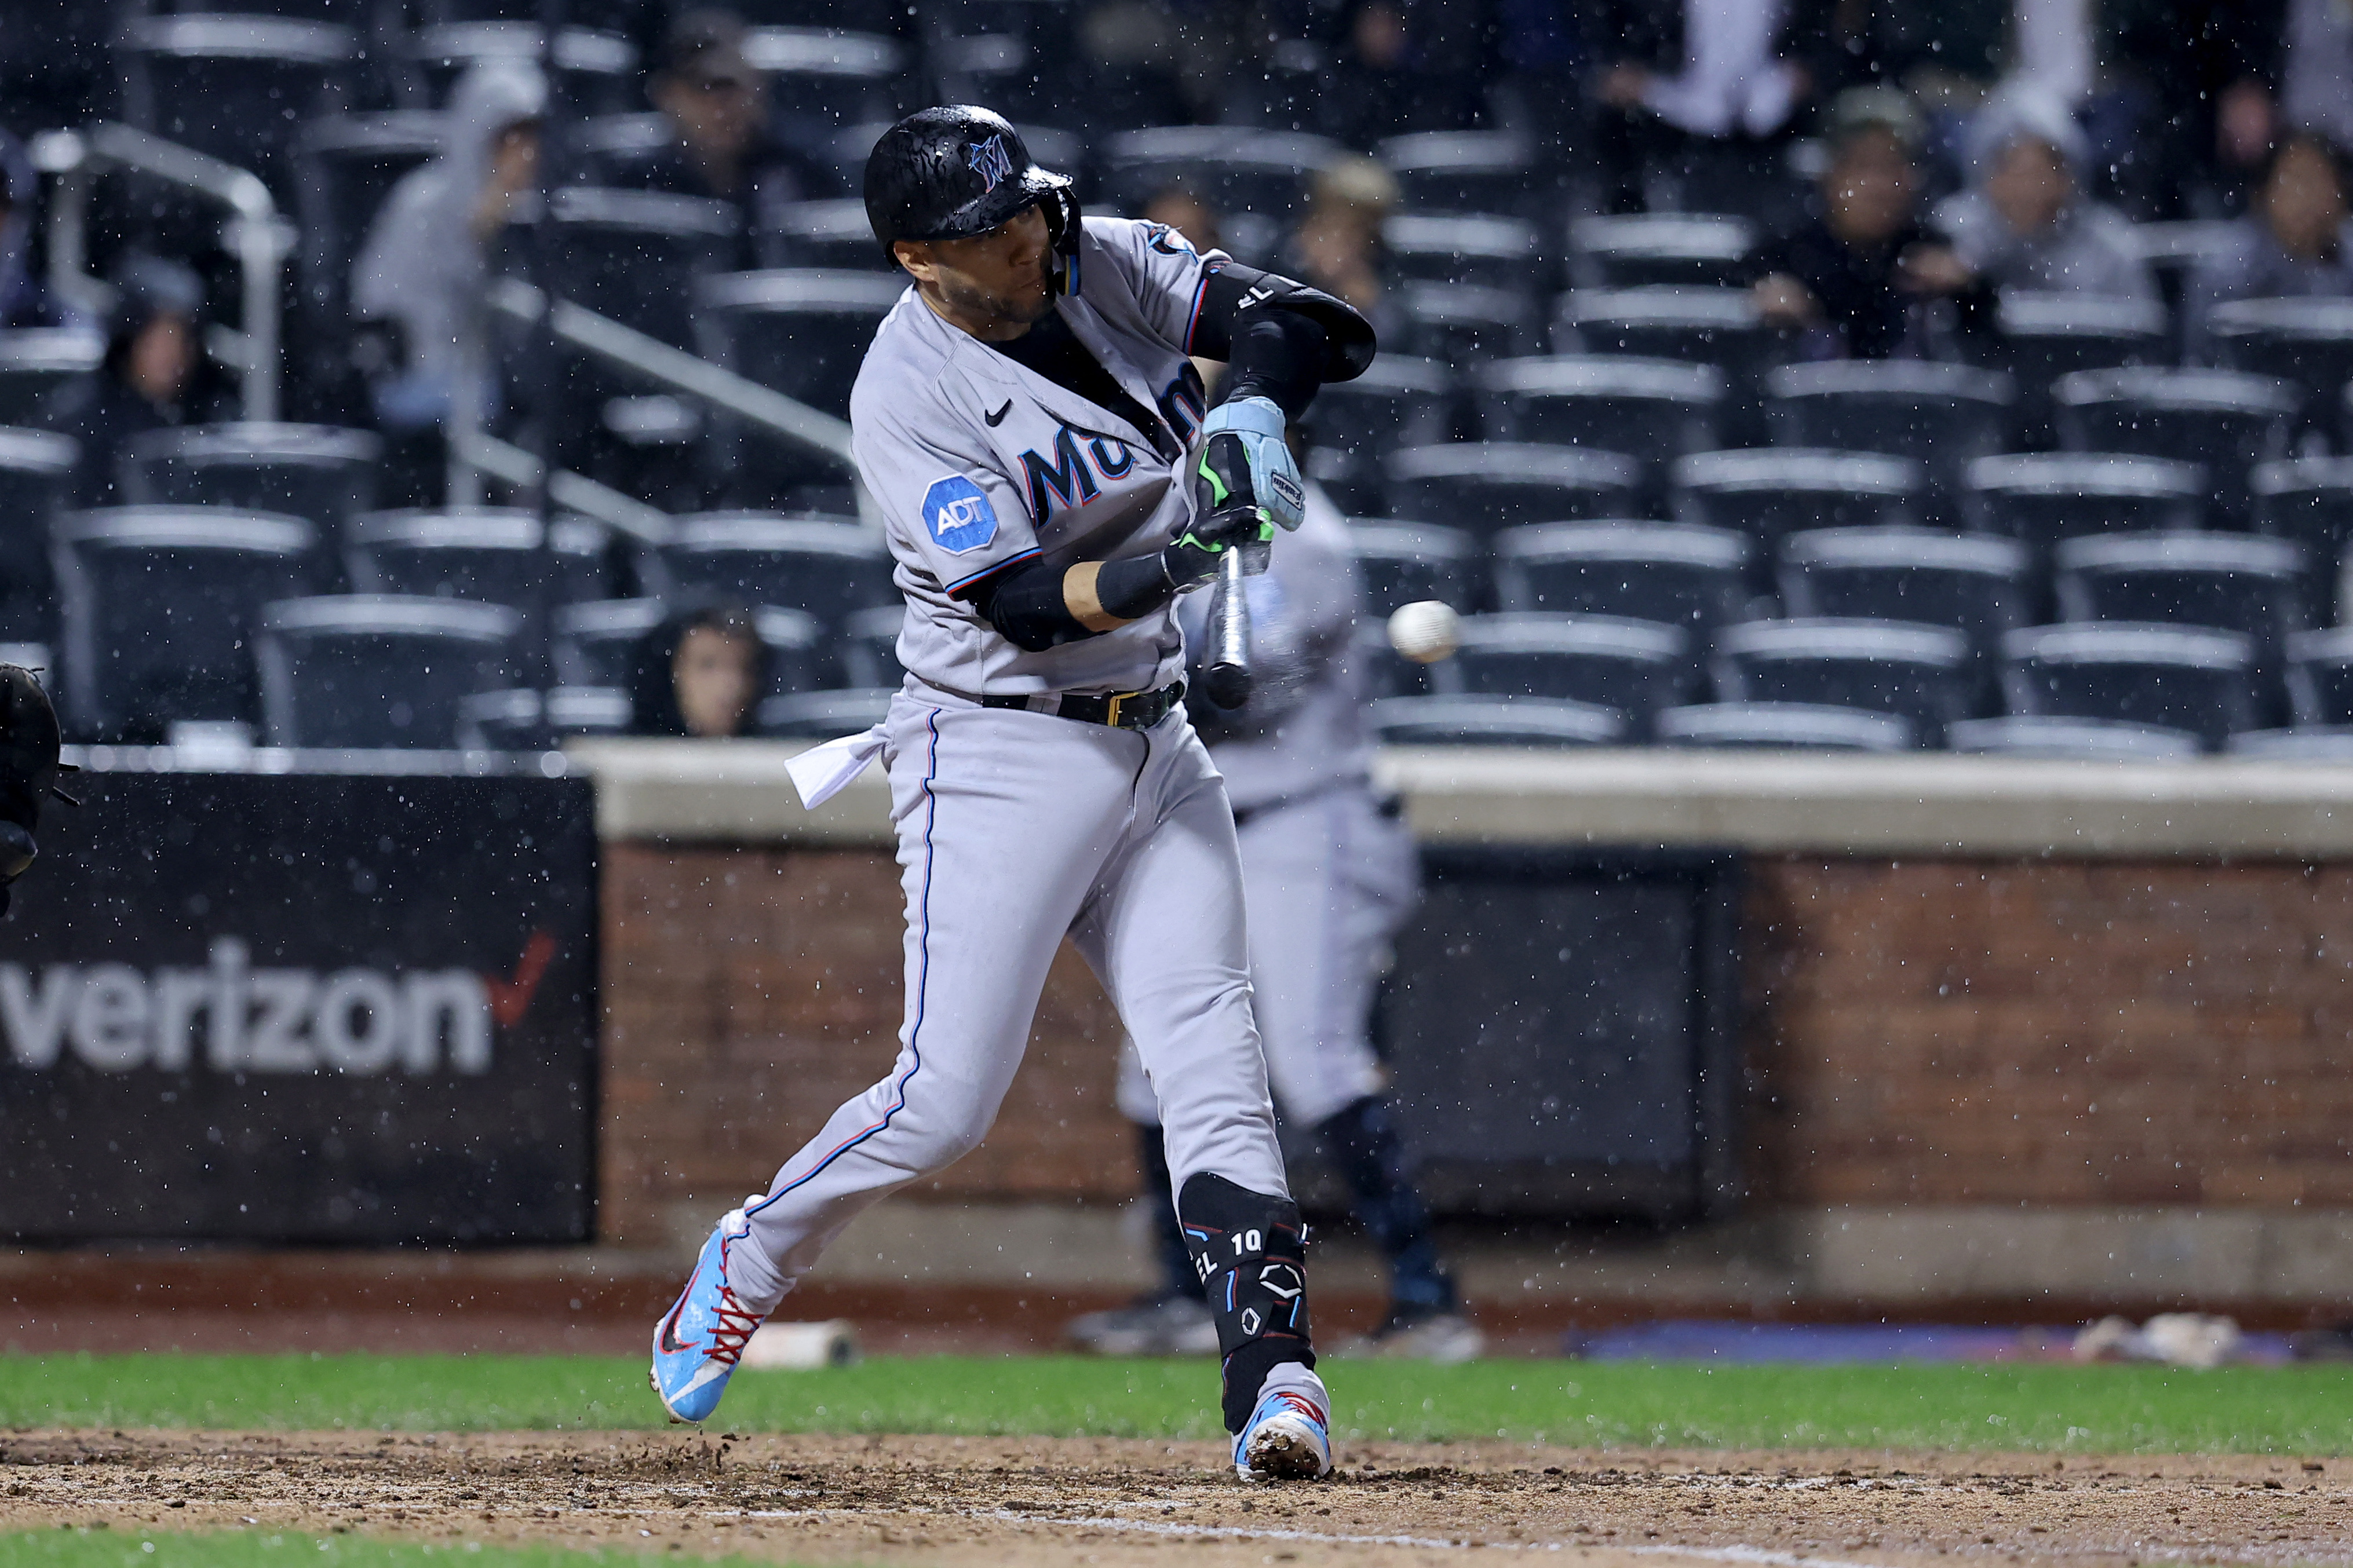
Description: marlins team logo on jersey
xmin=922 ymin=474 xmax=999 ymax=554
xmin=966 ymin=134 xmax=1014 ymax=192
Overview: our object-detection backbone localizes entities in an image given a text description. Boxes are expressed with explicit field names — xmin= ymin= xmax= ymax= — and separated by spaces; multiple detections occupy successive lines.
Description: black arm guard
xmin=1190 ymin=262 xmax=1378 ymax=383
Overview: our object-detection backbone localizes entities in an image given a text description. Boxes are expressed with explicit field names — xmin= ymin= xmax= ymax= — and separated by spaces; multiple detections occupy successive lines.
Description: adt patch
xmin=923 ymin=475 xmax=999 ymax=555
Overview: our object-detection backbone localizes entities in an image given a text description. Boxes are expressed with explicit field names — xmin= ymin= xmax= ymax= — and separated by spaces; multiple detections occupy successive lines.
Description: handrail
xmin=32 ymin=123 xmax=290 ymax=422
xmin=451 ymin=427 xmax=673 ymax=546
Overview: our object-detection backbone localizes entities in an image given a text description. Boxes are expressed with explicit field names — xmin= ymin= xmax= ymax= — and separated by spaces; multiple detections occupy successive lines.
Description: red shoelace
xmin=706 ymin=1286 xmax=764 ymax=1366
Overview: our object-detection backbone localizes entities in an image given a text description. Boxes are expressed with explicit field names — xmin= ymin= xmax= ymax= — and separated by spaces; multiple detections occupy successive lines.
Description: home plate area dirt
xmin=1 ymin=1430 xmax=2343 ymax=1567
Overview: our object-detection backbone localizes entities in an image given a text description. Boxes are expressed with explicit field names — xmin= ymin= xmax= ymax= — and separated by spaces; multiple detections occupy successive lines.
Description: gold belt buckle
xmin=1104 ymin=688 xmax=1137 ymax=728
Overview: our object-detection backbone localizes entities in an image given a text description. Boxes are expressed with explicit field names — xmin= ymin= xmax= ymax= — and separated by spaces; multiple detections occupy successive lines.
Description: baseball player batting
xmin=649 ymin=106 xmax=1376 ymax=1482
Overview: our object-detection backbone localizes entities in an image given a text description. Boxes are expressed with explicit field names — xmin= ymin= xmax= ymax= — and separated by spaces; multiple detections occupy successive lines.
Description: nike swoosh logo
xmin=658 ymin=1297 xmax=693 ymax=1355
xmin=985 ymin=401 xmax=1012 ymax=426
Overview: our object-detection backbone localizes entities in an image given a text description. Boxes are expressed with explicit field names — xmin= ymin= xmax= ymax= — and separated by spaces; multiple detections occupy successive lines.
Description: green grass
xmin=1 ymin=1354 xmax=2349 ymax=1454
xmin=0 ymin=1530 xmax=770 ymax=1567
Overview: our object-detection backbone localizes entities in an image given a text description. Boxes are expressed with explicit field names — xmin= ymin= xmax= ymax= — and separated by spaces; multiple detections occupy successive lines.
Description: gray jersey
xmin=850 ymin=215 xmax=1223 ymax=698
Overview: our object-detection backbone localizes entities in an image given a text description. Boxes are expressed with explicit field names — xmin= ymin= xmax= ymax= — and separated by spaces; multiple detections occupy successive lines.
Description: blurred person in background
xmin=1931 ymin=90 xmax=2154 ymax=298
xmin=2187 ymin=134 xmax=2353 ymax=357
xmin=1281 ymin=158 xmax=1401 ymax=348
xmin=64 ymin=255 xmax=209 ymax=508
xmin=349 ymin=60 xmax=545 ymax=435
xmin=0 ymin=131 xmax=75 ymax=330
xmin=2106 ymin=0 xmax=2285 ymax=218
xmin=1748 ymin=87 xmax=1989 ymax=359
xmin=1321 ymin=1 xmax=1491 ymax=149
xmin=623 ymin=9 xmax=819 ymax=255
xmin=629 ymin=602 xmax=765 ymax=739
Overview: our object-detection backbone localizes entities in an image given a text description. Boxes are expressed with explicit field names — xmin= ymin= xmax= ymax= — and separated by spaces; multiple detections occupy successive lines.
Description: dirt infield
xmin=1 ymin=1429 xmax=2344 ymax=1567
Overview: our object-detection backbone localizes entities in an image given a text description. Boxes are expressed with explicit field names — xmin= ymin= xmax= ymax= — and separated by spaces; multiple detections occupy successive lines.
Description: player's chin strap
xmin=1042 ymin=185 xmax=1083 ymax=301
xmin=1179 ymin=1172 xmax=1316 ymax=1434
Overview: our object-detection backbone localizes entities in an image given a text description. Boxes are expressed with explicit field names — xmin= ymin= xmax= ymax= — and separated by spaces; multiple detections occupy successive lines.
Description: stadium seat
xmin=1101 ymin=127 xmax=1340 ymax=257
xmin=1398 ymin=282 xmax=1537 ymax=363
xmin=1776 ymin=528 xmax=2030 ymax=655
xmin=1960 ymin=453 xmax=2205 ymax=554
xmin=117 ymin=14 xmax=358 ymax=191
xmin=293 ymin=112 xmax=446 ymax=333
xmin=2252 ymin=458 xmax=2353 ymax=626
xmin=2209 ymin=297 xmax=2353 ymax=421
xmin=2229 ymin=726 xmax=2353 ymax=760
xmin=1347 ymin=521 xmax=1479 ymax=614
xmin=535 ymin=187 xmax=740 ymax=350
xmin=1711 ymin=619 xmax=1975 ymax=744
xmin=1551 ymin=287 xmax=1779 ymax=393
xmin=571 ymin=111 xmax=672 ymax=185
xmin=1442 ymin=612 xmax=1690 ymax=732
xmin=1385 ymin=444 xmax=1641 ymax=535
xmin=1566 ymin=214 xmax=1753 ymax=289
xmin=760 ymin=687 xmax=898 ymax=739
xmin=1369 ymin=693 xmax=1623 ymax=747
xmin=756 ymin=605 xmax=823 ymax=698
xmin=1352 ymin=622 xmax=1421 ymax=701
xmin=1303 ymin=355 xmax=1456 ymax=514
xmin=757 ymin=199 xmax=896 ymax=271
xmin=52 ymin=508 xmax=314 ymax=740
xmin=0 ymin=429 xmax=77 ymax=638
xmin=1990 ymin=291 xmax=2169 ymax=441
xmin=1384 ymin=214 xmax=1544 ymax=294
xmin=408 ymin=23 xmax=639 ymax=114
xmin=345 ymin=509 xmax=609 ymax=683
xmin=1375 ymin=131 xmax=1537 ymax=214
xmin=455 ymin=687 xmax=549 ymax=751
xmin=741 ymin=27 xmax=910 ymax=132
xmin=1671 ymin=449 xmax=1924 ymax=558
xmin=552 ymin=598 xmax=664 ymax=688
xmin=1764 ymin=361 xmax=2018 ymax=499
xmin=0 ymin=330 xmax=103 ymax=429
xmin=256 ymin=595 xmax=521 ymax=750
xmin=1946 ymin=715 xmax=2202 ymax=759
xmin=1655 ymin=701 xmax=1911 ymax=751
xmin=841 ymin=604 xmax=906 ymax=689
xmin=2053 ymin=532 xmax=2306 ymax=651
xmin=1491 ymin=521 xmax=1749 ymax=633
xmin=1472 ymin=357 xmax=1722 ymax=483
xmin=119 ymin=423 xmax=381 ymax=547
xmin=653 ymin=513 xmax=898 ymax=634
xmin=2001 ymin=623 xmax=2258 ymax=748
xmin=696 ymin=270 xmax=904 ymax=421
xmin=2285 ymin=628 xmax=2353 ymax=726
xmin=2053 ymin=367 xmax=2297 ymax=521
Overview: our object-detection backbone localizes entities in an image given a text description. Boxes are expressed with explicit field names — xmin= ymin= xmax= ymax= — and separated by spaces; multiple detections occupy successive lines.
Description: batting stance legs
xmin=654 ymin=692 xmax=1327 ymax=1443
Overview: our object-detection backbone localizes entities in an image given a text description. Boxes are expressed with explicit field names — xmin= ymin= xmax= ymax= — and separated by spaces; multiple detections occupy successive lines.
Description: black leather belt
xmin=983 ymin=681 xmax=1185 ymax=730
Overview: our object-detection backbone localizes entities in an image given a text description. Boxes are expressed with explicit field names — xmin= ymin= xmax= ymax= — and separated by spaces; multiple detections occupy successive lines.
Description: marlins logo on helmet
xmin=966 ymin=133 xmax=1013 ymax=191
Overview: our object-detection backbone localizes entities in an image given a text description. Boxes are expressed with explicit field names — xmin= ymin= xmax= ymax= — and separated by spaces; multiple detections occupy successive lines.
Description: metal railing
xmin=33 ymin=123 xmax=291 ymax=423
xmin=451 ymin=425 xmax=674 ymax=546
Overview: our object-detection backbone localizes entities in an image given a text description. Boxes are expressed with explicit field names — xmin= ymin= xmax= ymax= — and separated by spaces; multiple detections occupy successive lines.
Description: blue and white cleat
xmin=650 ymin=1200 xmax=768 ymax=1424
xmin=1232 ymin=1387 xmax=1333 ymax=1481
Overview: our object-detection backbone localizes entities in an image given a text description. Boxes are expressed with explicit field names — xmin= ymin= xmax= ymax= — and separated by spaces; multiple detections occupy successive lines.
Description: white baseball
xmin=1386 ymin=599 xmax=1461 ymax=663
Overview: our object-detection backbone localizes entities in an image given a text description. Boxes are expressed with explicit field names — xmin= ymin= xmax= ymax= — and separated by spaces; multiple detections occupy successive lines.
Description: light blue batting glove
xmin=1198 ymin=396 xmax=1305 ymax=532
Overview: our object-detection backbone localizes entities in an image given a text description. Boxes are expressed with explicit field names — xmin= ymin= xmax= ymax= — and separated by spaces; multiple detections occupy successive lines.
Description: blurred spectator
xmin=2187 ymin=134 xmax=2353 ymax=357
xmin=350 ymin=61 xmax=546 ymax=434
xmin=1748 ymin=87 xmax=1989 ymax=360
xmin=1281 ymin=157 xmax=1399 ymax=343
xmin=0 ymin=130 xmax=75 ymax=331
xmin=629 ymin=602 xmax=764 ymax=739
xmin=619 ymin=9 xmax=820 ymax=251
xmin=2107 ymin=0 xmax=2286 ymax=218
xmin=1321 ymin=1 xmax=1490 ymax=149
xmin=1932 ymin=91 xmax=2155 ymax=299
xmin=1141 ymin=181 xmax=1223 ymax=257
xmin=64 ymin=255 xmax=206 ymax=507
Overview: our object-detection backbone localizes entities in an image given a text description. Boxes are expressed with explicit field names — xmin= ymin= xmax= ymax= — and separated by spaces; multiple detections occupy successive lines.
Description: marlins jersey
xmin=849 ymin=215 xmax=1222 ymax=698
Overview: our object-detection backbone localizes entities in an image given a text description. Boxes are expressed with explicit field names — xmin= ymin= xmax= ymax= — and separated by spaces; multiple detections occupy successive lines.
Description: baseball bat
xmin=1202 ymin=544 xmax=1253 ymax=708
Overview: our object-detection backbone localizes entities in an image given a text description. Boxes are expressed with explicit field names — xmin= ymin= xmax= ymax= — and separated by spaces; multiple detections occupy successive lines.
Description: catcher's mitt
xmin=0 ymin=664 xmax=75 ymax=917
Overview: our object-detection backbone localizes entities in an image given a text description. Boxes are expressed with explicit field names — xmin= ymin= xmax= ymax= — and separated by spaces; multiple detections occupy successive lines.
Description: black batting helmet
xmin=864 ymin=106 xmax=1081 ymax=290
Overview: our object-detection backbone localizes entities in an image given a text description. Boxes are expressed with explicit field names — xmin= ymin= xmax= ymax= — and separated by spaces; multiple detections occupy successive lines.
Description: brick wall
xmin=600 ymin=845 xmax=2353 ymax=1242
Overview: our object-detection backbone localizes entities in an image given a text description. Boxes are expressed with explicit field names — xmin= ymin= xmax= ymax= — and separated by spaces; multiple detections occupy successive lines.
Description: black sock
xmin=1318 ymin=1095 xmax=1454 ymax=1317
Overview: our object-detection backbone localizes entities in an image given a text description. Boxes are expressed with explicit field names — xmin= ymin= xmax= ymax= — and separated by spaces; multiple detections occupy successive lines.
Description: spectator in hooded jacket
xmin=1932 ymin=90 xmax=2156 ymax=299
xmin=629 ymin=601 xmax=765 ymax=739
xmin=63 ymin=254 xmax=211 ymax=508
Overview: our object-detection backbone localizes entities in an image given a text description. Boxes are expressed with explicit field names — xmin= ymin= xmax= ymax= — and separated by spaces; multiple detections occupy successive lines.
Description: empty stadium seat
xmin=256 ymin=595 xmax=521 ymax=748
xmin=294 ymin=112 xmax=446 ymax=338
xmin=455 ymin=687 xmax=549 ymax=751
xmin=1712 ymin=619 xmax=1975 ymax=743
xmin=2209 ymin=297 xmax=2353 ymax=419
xmin=696 ymin=270 xmax=904 ymax=422
xmin=1443 ymin=612 xmax=1690 ymax=732
xmin=1946 ymin=715 xmax=2202 ymax=759
xmin=2286 ymin=628 xmax=2353 ymax=726
xmin=1473 ymin=357 xmax=1721 ymax=480
xmin=1567 ymin=214 xmax=1753 ymax=289
xmin=1991 ymin=291 xmax=2169 ymax=389
xmin=1551 ymin=287 xmax=1777 ymax=382
xmin=2053 ymin=367 xmax=2297 ymax=520
xmin=842 ymin=604 xmax=906 ymax=689
xmin=756 ymin=605 xmax=824 ymax=697
xmin=1776 ymin=528 xmax=2029 ymax=653
xmin=1492 ymin=521 xmax=1748 ymax=631
xmin=1375 ymin=131 xmax=1537 ymax=214
xmin=2253 ymin=458 xmax=2353 ymax=626
xmin=1369 ymin=693 xmax=1623 ymax=747
xmin=1399 ymin=282 xmax=1537 ymax=362
xmin=1960 ymin=452 xmax=2205 ymax=553
xmin=552 ymin=598 xmax=663 ymax=688
xmin=1302 ymin=356 xmax=1455 ymax=514
xmin=119 ymin=423 xmax=382 ymax=544
xmin=1347 ymin=521 xmax=1479 ymax=613
xmin=1655 ymin=701 xmax=1911 ymax=751
xmin=1384 ymin=214 xmax=1544 ymax=293
xmin=345 ymin=509 xmax=608 ymax=682
xmin=2001 ymin=623 xmax=2257 ymax=748
xmin=760 ymin=687 xmax=897 ymax=739
xmin=0 ymin=429 xmax=77 ymax=638
xmin=535 ymin=187 xmax=740 ymax=349
xmin=1672 ymin=449 xmax=1924 ymax=555
xmin=0 ymin=330 xmax=103 ymax=429
xmin=1102 ymin=127 xmax=1339 ymax=255
xmin=118 ymin=14 xmax=357 ymax=190
xmin=741 ymin=27 xmax=909 ymax=131
xmin=408 ymin=23 xmax=639 ymax=114
xmin=1385 ymin=445 xmax=1641 ymax=534
xmin=1765 ymin=361 xmax=2018 ymax=499
xmin=654 ymin=514 xmax=898 ymax=633
xmin=758 ymin=199 xmax=895 ymax=271
xmin=2053 ymin=532 xmax=2306 ymax=649
xmin=2229 ymin=726 xmax=2353 ymax=760
xmin=52 ymin=509 xmax=314 ymax=740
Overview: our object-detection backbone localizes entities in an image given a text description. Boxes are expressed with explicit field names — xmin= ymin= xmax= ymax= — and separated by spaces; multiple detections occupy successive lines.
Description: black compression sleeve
xmin=967 ymin=553 xmax=1177 ymax=652
xmin=1189 ymin=263 xmax=1377 ymax=381
xmin=1224 ymin=308 xmax=1327 ymax=421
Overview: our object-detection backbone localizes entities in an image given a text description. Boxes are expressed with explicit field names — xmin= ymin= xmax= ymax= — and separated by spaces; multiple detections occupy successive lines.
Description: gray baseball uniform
xmin=724 ymin=217 xmax=1298 ymax=1317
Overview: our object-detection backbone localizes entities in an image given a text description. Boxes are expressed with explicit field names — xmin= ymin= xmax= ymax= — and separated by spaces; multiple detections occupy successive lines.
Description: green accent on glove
xmin=1198 ymin=454 xmax=1231 ymax=505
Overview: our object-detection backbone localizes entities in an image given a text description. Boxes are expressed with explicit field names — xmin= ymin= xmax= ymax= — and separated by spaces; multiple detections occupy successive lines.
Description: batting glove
xmin=1198 ymin=396 xmax=1305 ymax=533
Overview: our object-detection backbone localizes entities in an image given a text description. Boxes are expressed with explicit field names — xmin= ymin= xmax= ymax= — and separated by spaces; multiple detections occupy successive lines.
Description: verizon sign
xmin=0 ymin=767 xmax=597 ymax=1244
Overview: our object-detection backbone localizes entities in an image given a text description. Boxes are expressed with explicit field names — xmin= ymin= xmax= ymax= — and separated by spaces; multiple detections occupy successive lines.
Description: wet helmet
xmin=864 ymin=105 xmax=1081 ymax=295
